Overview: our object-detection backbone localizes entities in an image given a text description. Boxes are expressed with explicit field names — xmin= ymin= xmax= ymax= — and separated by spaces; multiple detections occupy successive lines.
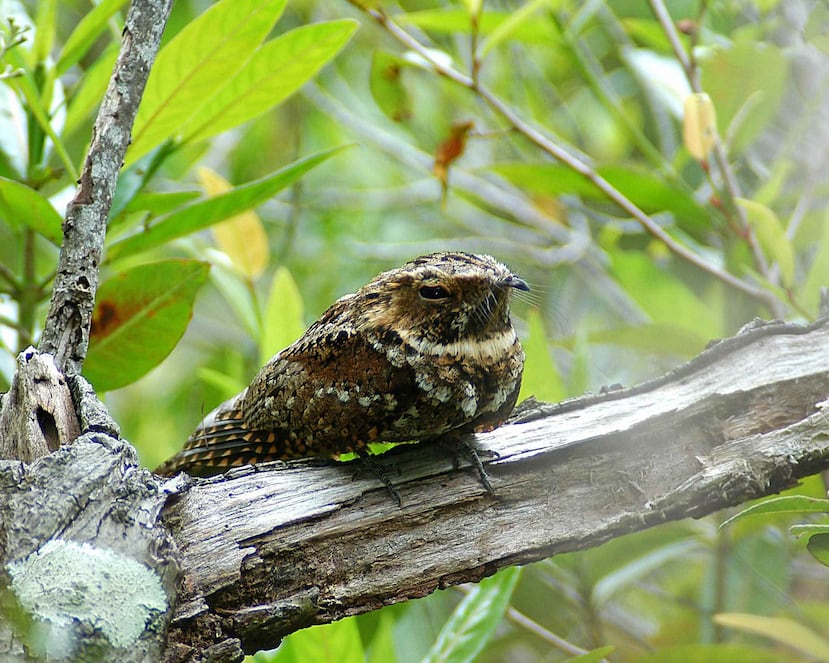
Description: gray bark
xmin=2 ymin=0 xmax=828 ymax=659
xmin=0 ymin=349 xmax=80 ymax=462
xmin=38 ymin=0 xmax=173 ymax=376
xmin=0 ymin=374 xmax=179 ymax=661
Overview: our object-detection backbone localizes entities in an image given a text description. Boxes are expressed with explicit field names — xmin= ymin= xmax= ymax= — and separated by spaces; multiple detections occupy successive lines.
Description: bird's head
xmin=356 ymin=252 xmax=528 ymax=354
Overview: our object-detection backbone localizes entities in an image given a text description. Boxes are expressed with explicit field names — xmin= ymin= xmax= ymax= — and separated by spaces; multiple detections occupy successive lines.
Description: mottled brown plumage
xmin=156 ymin=252 xmax=527 ymax=495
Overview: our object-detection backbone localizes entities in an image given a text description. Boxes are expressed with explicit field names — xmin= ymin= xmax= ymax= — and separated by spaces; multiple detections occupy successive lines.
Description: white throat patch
xmin=398 ymin=327 xmax=517 ymax=361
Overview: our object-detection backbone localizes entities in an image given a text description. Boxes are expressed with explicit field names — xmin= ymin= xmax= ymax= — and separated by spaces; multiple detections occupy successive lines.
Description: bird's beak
xmin=500 ymin=274 xmax=530 ymax=291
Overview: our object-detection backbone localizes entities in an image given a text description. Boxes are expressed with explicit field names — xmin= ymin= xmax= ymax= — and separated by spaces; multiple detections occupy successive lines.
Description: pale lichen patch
xmin=7 ymin=539 xmax=168 ymax=655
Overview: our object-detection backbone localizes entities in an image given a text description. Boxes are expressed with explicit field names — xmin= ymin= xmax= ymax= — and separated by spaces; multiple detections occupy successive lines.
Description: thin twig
xmin=646 ymin=0 xmax=778 ymax=313
xmin=38 ymin=0 xmax=173 ymax=374
xmin=0 ymin=260 xmax=19 ymax=291
xmin=506 ymin=605 xmax=610 ymax=661
xmin=302 ymin=82 xmax=575 ymax=243
xmin=352 ymin=4 xmax=776 ymax=310
xmin=455 ymin=581 xmax=609 ymax=660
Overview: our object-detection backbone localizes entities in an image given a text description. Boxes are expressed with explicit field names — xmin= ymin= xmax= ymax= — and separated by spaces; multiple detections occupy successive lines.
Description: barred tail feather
xmin=155 ymin=392 xmax=282 ymax=477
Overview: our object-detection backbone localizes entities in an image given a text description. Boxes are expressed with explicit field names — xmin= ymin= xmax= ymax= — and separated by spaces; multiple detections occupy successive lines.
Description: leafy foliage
xmin=423 ymin=567 xmax=522 ymax=663
xmin=84 ymin=259 xmax=210 ymax=391
xmin=1 ymin=0 xmax=828 ymax=661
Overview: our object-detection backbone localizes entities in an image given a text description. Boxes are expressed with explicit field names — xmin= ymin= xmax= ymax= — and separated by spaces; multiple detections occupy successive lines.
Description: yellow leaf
xmin=462 ymin=0 xmax=482 ymax=19
xmin=683 ymin=92 xmax=717 ymax=159
xmin=714 ymin=613 xmax=829 ymax=660
xmin=197 ymin=167 xmax=269 ymax=279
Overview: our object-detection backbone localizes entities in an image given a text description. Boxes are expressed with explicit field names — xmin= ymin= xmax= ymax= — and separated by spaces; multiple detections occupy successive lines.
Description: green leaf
xmin=568 ymin=330 xmax=590 ymax=396
xmin=209 ymin=263 xmax=259 ymax=339
xmin=266 ymin=618 xmax=364 ymax=663
xmin=491 ymin=162 xmax=711 ymax=231
xmin=199 ymin=167 xmax=269 ymax=279
xmin=370 ymin=50 xmax=413 ymax=122
xmin=736 ymin=198 xmax=795 ymax=285
xmin=7 ymin=67 xmax=77 ymax=180
xmin=713 ymin=613 xmax=829 ymax=660
xmin=592 ymin=539 xmax=700 ymax=605
xmin=127 ymin=0 xmax=287 ymax=166
xmin=620 ymin=19 xmax=672 ymax=53
xmin=400 ymin=9 xmax=558 ymax=42
xmin=790 ymin=524 xmax=829 ymax=538
xmin=33 ymin=0 xmax=57 ymax=67
xmin=196 ymin=367 xmax=245 ymax=403
xmin=637 ymin=643 xmax=786 ymax=663
xmin=584 ymin=323 xmax=710 ymax=358
xmin=386 ymin=593 xmax=457 ymax=663
xmin=260 ymin=267 xmax=306 ymax=365
xmin=423 ymin=567 xmax=521 ymax=663
xmin=366 ymin=612 xmax=398 ymax=663
xmin=0 ymin=177 xmax=63 ymax=244
xmin=107 ymin=146 xmax=346 ymax=261
xmin=121 ymin=190 xmax=202 ymax=217
xmin=700 ymin=40 xmax=787 ymax=152
xmin=84 ymin=259 xmax=210 ymax=391
xmin=56 ymin=0 xmax=128 ymax=75
xmin=462 ymin=0 xmax=483 ymax=18
xmin=183 ymin=20 xmax=358 ymax=144
xmin=753 ymin=160 xmax=793 ymax=208
xmin=479 ymin=0 xmax=549 ymax=58
xmin=563 ymin=646 xmax=616 ymax=663
xmin=608 ymin=250 xmax=720 ymax=343
xmin=806 ymin=533 xmax=829 ymax=568
xmin=720 ymin=495 xmax=829 ymax=528
xmin=518 ymin=308 xmax=564 ymax=403
xmin=64 ymin=43 xmax=119 ymax=137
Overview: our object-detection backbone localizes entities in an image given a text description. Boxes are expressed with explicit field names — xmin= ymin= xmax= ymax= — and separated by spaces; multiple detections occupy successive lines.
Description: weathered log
xmin=159 ymin=317 xmax=829 ymax=660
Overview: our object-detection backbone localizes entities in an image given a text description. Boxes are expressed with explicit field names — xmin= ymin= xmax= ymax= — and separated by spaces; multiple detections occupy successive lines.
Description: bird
xmin=156 ymin=251 xmax=528 ymax=501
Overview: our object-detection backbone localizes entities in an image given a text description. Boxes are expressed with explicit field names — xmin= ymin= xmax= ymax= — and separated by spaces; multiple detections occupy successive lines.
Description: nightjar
xmin=156 ymin=252 xmax=528 ymax=499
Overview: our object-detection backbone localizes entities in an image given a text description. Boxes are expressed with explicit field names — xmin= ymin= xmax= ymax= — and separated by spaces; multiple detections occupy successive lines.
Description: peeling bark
xmin=0 ymin=349 xmax=80 ymax=463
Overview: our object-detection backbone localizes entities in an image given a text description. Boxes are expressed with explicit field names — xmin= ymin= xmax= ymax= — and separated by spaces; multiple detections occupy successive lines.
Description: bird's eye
xmin=419 ymin=285 xmax=451 ymax=300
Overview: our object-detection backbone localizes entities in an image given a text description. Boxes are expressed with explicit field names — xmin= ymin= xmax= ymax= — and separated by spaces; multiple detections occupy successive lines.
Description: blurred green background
xmin=3 ymin=0 xmax=829 ymax=660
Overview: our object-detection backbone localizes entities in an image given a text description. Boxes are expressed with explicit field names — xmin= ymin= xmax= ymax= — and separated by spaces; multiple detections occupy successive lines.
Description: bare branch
xmin=646 ymin=0 xmax=776 ymax=304
xmin=348 ymin=4 xmax=777 ymax=311
xmin=38 ymin=0 xmax=173 ymax=375
xmin=161 ymin=317 xmax=829 ymax=660
xmin=3 ymin=320 xmax=827 ymax=661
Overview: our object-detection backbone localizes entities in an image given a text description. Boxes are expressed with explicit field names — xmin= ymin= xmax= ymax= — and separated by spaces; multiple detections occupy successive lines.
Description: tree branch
xmin=38 ymin=0 xmax=173 ymax=375
xmin=347 ymin=3 xmax=777 ymax=311
xmin=2 ymin=320 xmax=828 ymax=661
xmin=646 ymin=0 xmax=775 ymax=297
xmin=161 ymin=317 xmax=829 ymax=661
